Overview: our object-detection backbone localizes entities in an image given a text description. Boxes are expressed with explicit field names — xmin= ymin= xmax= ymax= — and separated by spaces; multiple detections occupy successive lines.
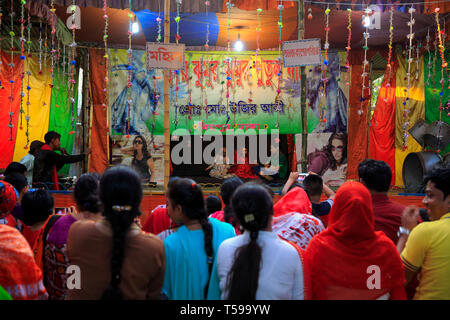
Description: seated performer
xmin=205 ymin=147 xmax=234 ymax=179
xmin=33 ymin=131 xmax=90 ymax=190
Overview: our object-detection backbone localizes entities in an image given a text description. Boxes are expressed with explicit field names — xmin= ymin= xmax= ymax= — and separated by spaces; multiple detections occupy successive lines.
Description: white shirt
xmin=216 ymin=230 xmax=304 ymax=300
xmin=19 ymin=153 xmax=34 ymax=185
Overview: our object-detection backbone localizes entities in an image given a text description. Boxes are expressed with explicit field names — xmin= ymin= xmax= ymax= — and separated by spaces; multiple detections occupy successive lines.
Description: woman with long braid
xmin=163 ymin=178 xmax=235 ymax=300
xmin=66 ymin=166 xmax=164 ymax=300
xmin=216 ymin=183 xmax=306 ymax=300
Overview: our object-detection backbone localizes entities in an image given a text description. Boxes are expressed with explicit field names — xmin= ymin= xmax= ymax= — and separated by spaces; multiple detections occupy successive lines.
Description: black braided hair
xmin=100 ymin=166 xmax=143 ymax=300
xmin=226 ymin=183 xmax=273 ymax=300
xmin=73 ymin=173 xmax=101 ymax=213
xmin=220 ymin=176 xmax=243 ymax=225
xmin=167 ymin=178 xmax=213 ymax=298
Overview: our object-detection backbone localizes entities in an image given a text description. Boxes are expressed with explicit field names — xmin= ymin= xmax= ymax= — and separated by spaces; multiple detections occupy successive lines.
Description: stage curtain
xmin=394 ymin=52 xmax=425 ymax=187
xmin=48 ymin=66 xmax=78 ymax=175
xmin=369 ymin=60 xmax=398 ymax=186
xmin=89 ymin=48 xmax=109 ymax=173
xmin=0 ymin=51 xmax=24 ymax=169
xmin=347 ymin=49 xmax=390 ymax=179
xmin=13 ymin=56 xmax=52 ymax=163
xmin=424 ymin=51 xmax=450 ymax=155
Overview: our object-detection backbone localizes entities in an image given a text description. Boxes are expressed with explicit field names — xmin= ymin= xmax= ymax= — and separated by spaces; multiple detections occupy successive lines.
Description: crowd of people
xmin=0 ymin=156 xmax=449 ymax=300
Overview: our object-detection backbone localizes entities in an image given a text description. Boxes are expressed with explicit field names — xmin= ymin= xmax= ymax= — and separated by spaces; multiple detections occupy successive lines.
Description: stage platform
xmin=52 ymin=190 xmax=425 ymax=225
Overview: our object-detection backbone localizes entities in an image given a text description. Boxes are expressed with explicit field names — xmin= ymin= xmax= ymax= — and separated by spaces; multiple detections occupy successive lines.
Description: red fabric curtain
xmin=88 ymin=49 xmax=109 ymax=173
xmin=368 ymin=61 xmax=398 ymax=186
xmin=0 ymin=51 xmax=24 ymax=169
xmin=347 ymin=49 xmax=388 ymax=179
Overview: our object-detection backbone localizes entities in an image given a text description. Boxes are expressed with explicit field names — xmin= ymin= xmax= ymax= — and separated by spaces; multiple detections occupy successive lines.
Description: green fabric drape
xmin=424 ymin=51 xmax=450 ymax=155
xmin=48 ymin=68 xmax=79 ymax=175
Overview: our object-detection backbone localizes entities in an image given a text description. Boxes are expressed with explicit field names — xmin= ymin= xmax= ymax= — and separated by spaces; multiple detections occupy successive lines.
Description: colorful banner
xmin=108 ymin=49 xmax=308 ymax=135
xmin=0 ymin=52 xmax=24 ymax=169
xmin=146 ymin=43 xmax=185 ymax=70
xmin=13 ymin=56 xmax=52 ymax=163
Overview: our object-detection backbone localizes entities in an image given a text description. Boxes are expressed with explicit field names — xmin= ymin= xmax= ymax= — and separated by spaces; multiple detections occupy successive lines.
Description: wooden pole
xmin=163 ymin=0 xmax=171 ymax=189
xmin=299 ymin=1 xmax=308 ymax=172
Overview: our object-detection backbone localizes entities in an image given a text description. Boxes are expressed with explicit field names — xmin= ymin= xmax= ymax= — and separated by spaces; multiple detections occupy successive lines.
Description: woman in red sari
xmin=304 ymin=181 xmax=406 ymax=300
xmin=228 ymin=147 xmax=258 ymax=180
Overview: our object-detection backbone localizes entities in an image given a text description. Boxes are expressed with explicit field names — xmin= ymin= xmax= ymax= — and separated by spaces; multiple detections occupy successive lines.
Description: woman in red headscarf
xmin=304 ymin=181 xmax=406 ymax=300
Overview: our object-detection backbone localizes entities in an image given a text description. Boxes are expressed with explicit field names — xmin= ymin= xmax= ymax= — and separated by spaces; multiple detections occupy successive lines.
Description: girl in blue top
xmin=162 ymin=178 xmax=235 ymax=300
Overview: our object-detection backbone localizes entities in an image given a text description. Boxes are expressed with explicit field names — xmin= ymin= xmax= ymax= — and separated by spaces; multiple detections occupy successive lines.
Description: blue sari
xmin=163 ymin=217 xmax=236 ymax=300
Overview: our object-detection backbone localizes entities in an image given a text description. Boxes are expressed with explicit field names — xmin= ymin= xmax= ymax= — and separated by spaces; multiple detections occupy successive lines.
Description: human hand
xmin=289 ymin=172 xmax=299 ymax=181
xmin=401 ymin=206 xmax=420 ymax=231
xmin=67 ymin=206 xmax=79 ymax=219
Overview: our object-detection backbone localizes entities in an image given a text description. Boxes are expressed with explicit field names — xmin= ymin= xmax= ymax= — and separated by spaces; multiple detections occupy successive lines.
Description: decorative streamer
xmin=175 ymin=0 xmax=181 ymax=44
xmin=126 ymin=0 xmax=133 ymax=137
xmin=434 ymin=8 xmax=448 ymax=125
xmin=416 ymin=39 xmax=420 ymax=81
xmin=156 ymin=14 xmax=162 ymax=43
xmin=69 ymin=2 xmax=77 ymax=133
xmin=38 ymin=19 xmax=42 ymax=73
xmin=8 ymin=0 xmax=15 ymax=141
xmin=50 ymin=0 xmax=56 ymax=90
xmin=256 ymin=8 xmax=262 ymax=53
xmin=204 ymin=0 xmax=209 ymax=49
xmin=344 ymin=8 xmax=351 ymax=86
xmin=203 ymin=1 xmax=210 ymax=118
xmin=401 ymin=6 xmax=415 ymax=150
xmin=19 ymin=0 xmax=26 ymax=131
xmin=321 ymin=6 xmax=330 ymax=123
xmin=274 ymin=2 xmax=284 ymax=129
xmin=425 ymin=28 xmax=432 ymax=86
xmin=103 ymin=0 xmax=109 ymax=111
xmin=225 ymin=1 xmax=233 ymax=125
xmin=386 ymin=6 xmax=394 ymax=86
xmin=25 ymin=0 xmax=32 ymax=145
xmin=359 ymin=7 xmax=371 ymax=117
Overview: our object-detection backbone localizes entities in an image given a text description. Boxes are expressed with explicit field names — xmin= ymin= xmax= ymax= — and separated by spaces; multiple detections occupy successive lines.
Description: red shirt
xmin=372 ymin=193 xmax=405 ymax=244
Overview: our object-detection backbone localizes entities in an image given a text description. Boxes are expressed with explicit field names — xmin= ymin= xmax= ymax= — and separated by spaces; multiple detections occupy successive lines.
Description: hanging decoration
xmin=103 ymin=0 xmax=109 ymax=111
xmin=320 ymin=5 xmax=330 ymax=124
xmin=225 ymin=1 xmax=233 ymax=125
xmin=273 ymin=2 xmax=284 ymax=129
xmin=50 ymin=0 xmax=57 ymax=90
xmin=425 ymin=28 xmax=432 ymax=86
xmin=38 ymin=19 xmax=42 ymax=74
xmin=307 ymin=7 xmax=312 ymax=20
xmin=256 ymin=8 xmax=262 ymax=53
xmin=7 ymin=0 xmax=15 ymax=141
xmin=401 ymin=6 xmax=415 ymax=150
xmin=344 ymin=8 xmax=351 ymax=86
xmin=434 ymin=8 xmax=448 ymax=125
xmin=175 ymin=0 xmax=181 ymax=43
xmin=69 ymin=2 xmax=77 ymax=134
xmin=386 ymin=6 xmax=394 ymax=86
xmin=126 ymin=0 xmax=133 ymax=137
xmin=204 ymin=0 xmax=209 ymax=49
xmin=359 ymin=7 xmax=371 ymax=117
xmin=156 ymin=14 xmax=162 ymax=43
xmin=19 ymin=0 xmax=26 ymax=132
xmin=203 ymin=1 xmax=209 ymax=118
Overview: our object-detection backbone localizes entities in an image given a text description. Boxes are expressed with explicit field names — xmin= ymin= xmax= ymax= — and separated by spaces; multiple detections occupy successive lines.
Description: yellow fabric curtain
xmin=13 ymin=56 xmax=51 ymax=162
xmin=394 ymin=52 xmax=425 ymax=187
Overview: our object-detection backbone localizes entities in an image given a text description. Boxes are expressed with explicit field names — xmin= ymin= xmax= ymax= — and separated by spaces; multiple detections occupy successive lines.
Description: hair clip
xmin=112 ymin=205 xmax=132 ymax=212
xmin=244 ymin=213 xmax=255 ymax=223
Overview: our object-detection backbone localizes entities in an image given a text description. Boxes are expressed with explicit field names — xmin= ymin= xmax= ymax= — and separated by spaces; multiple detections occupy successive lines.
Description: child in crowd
xmin=205 ymin=195 xmax=222 ymax=216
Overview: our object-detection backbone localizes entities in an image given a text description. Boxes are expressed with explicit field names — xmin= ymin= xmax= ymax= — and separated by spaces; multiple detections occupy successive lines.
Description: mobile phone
xmin=297 ymin=173 xmax=308 ymax=182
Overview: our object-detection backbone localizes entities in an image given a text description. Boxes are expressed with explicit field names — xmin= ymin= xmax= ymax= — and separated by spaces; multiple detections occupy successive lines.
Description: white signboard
xmin=282 ymin=39 xmax=321 ymax=68
xmin=146 ymin=43 xmax=185 ymax=70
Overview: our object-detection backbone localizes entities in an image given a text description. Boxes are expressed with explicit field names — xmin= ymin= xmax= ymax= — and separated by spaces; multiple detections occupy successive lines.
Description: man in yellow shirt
xmin=397 ymin=167 xmax=450 ymax=300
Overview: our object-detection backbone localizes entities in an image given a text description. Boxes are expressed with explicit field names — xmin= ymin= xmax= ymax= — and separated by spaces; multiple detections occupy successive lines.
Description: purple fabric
xmin=47 ymin=214 xmax=77 ymax=247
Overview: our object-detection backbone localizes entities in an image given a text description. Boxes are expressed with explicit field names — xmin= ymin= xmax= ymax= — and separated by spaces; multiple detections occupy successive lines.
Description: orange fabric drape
xmin=88 ymin=49 xmax=109 ymax=173
xmin=368 ymin=61 xmax=398 ymax=186
xmin=0 ymin=52 xmax=24 ymax=169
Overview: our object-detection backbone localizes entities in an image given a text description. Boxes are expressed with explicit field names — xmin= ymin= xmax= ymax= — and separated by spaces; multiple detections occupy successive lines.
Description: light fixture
xmin=234 ymin=33 xmax=243 ymax=51
xmin=132 ymin=18 xmax=140 ymax=34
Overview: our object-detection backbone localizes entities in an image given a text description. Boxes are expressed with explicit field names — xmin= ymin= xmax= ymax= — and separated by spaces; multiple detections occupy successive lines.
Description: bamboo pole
xmin=163 ymin=0 xmax=171 ymax=189
xmin=299 ymin=1 xmax=308 ymax=173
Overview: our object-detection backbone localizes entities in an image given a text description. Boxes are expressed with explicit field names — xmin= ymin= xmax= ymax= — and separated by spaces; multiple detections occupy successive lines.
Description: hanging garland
xmin=320 ymin=6 xmax=330 ymax=124
xmin=203 ymin=0 xmax=209 ymax=117
xmin=126 ymin=0 xmax=133 ymax=137
xmin=225 ymin=1 xmax=233 ymax=125
xmin=386 ymin=6 xmax=394 ymax=86
xmin=274 ymin=2 xmax=284 ymax=129
xmin=401 ymin=6 xmax=415 ymax=150
xmin=175 ymin=0 xmax=181 ymax=43
xmin=344 ymin=8 xmax=351 ymax=86
xmin=425 ymin=28 xmax=432 ymax=86
xmin=19 ymin=0 xmax=26 ymax=132
xmin=8 ymin=0 xmax=15 ymax=141
xmin=434 ymin=8 xmax=448 ymax=126
xmin=50 ymin=0 xmax=57 ymax=90
xmin=69 ymin=2 xmax=77 ymax=134
xmin=103 ymin=0 xmax=109 ymax=111
xmin=359 ymin=7 xmax=370 ymax=117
